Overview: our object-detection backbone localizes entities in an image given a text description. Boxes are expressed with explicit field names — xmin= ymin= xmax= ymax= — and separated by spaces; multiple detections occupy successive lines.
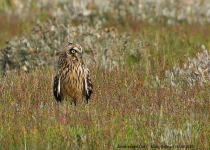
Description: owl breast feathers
xmin=53 ymin=42 xmax=93 ymax=105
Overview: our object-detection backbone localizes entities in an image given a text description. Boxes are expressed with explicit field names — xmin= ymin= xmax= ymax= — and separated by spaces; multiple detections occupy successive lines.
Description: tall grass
xmin=0 ymin=65 xmax=209 ymax=149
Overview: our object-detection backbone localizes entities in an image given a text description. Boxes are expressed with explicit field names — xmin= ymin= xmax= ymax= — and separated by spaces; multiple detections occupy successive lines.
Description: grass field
xmin=0 ymin=0 xmax=210 ymax=149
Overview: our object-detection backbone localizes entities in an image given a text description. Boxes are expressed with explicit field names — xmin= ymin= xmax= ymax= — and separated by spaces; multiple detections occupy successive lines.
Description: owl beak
xmin=76 ymin=53 xmax=82 ymax=59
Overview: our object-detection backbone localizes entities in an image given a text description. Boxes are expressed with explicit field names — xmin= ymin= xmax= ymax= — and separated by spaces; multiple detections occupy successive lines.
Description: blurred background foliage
xmin=0 ymin=0 xmax=210 ymax=85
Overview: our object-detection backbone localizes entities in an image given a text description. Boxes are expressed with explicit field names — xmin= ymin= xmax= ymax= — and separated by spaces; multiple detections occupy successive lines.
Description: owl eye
xmin=70 ymin=49 xmax=76 ymax=54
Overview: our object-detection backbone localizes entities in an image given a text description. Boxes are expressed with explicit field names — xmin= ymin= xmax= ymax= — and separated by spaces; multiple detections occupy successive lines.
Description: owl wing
xmin=84 ymin=67 xmax=93 ymax=103
xmin=53 ymin=73 xmax=62 ymax=102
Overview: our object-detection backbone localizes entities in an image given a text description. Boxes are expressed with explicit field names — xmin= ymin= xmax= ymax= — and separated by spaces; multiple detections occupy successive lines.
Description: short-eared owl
xmin=53 ymin=42 xmax=93 ymax=105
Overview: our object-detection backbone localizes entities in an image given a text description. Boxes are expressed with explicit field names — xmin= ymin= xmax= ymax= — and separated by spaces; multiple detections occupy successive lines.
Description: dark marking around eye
xmin=69 ymin=48 xmax=77 ymax=54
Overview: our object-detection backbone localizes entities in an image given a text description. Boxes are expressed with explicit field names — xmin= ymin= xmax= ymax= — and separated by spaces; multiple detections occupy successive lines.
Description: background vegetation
xmin=0 ymin=0 xmax=209 ymax=149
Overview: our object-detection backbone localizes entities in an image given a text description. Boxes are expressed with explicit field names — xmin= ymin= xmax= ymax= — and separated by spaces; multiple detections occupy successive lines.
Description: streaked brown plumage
xmin=53 ymin=42 xmax=93 ymax=105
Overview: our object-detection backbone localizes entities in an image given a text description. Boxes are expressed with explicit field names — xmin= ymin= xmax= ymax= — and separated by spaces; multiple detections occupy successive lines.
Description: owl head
xmin=62 ymin=42 xmax=83 ymax=62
